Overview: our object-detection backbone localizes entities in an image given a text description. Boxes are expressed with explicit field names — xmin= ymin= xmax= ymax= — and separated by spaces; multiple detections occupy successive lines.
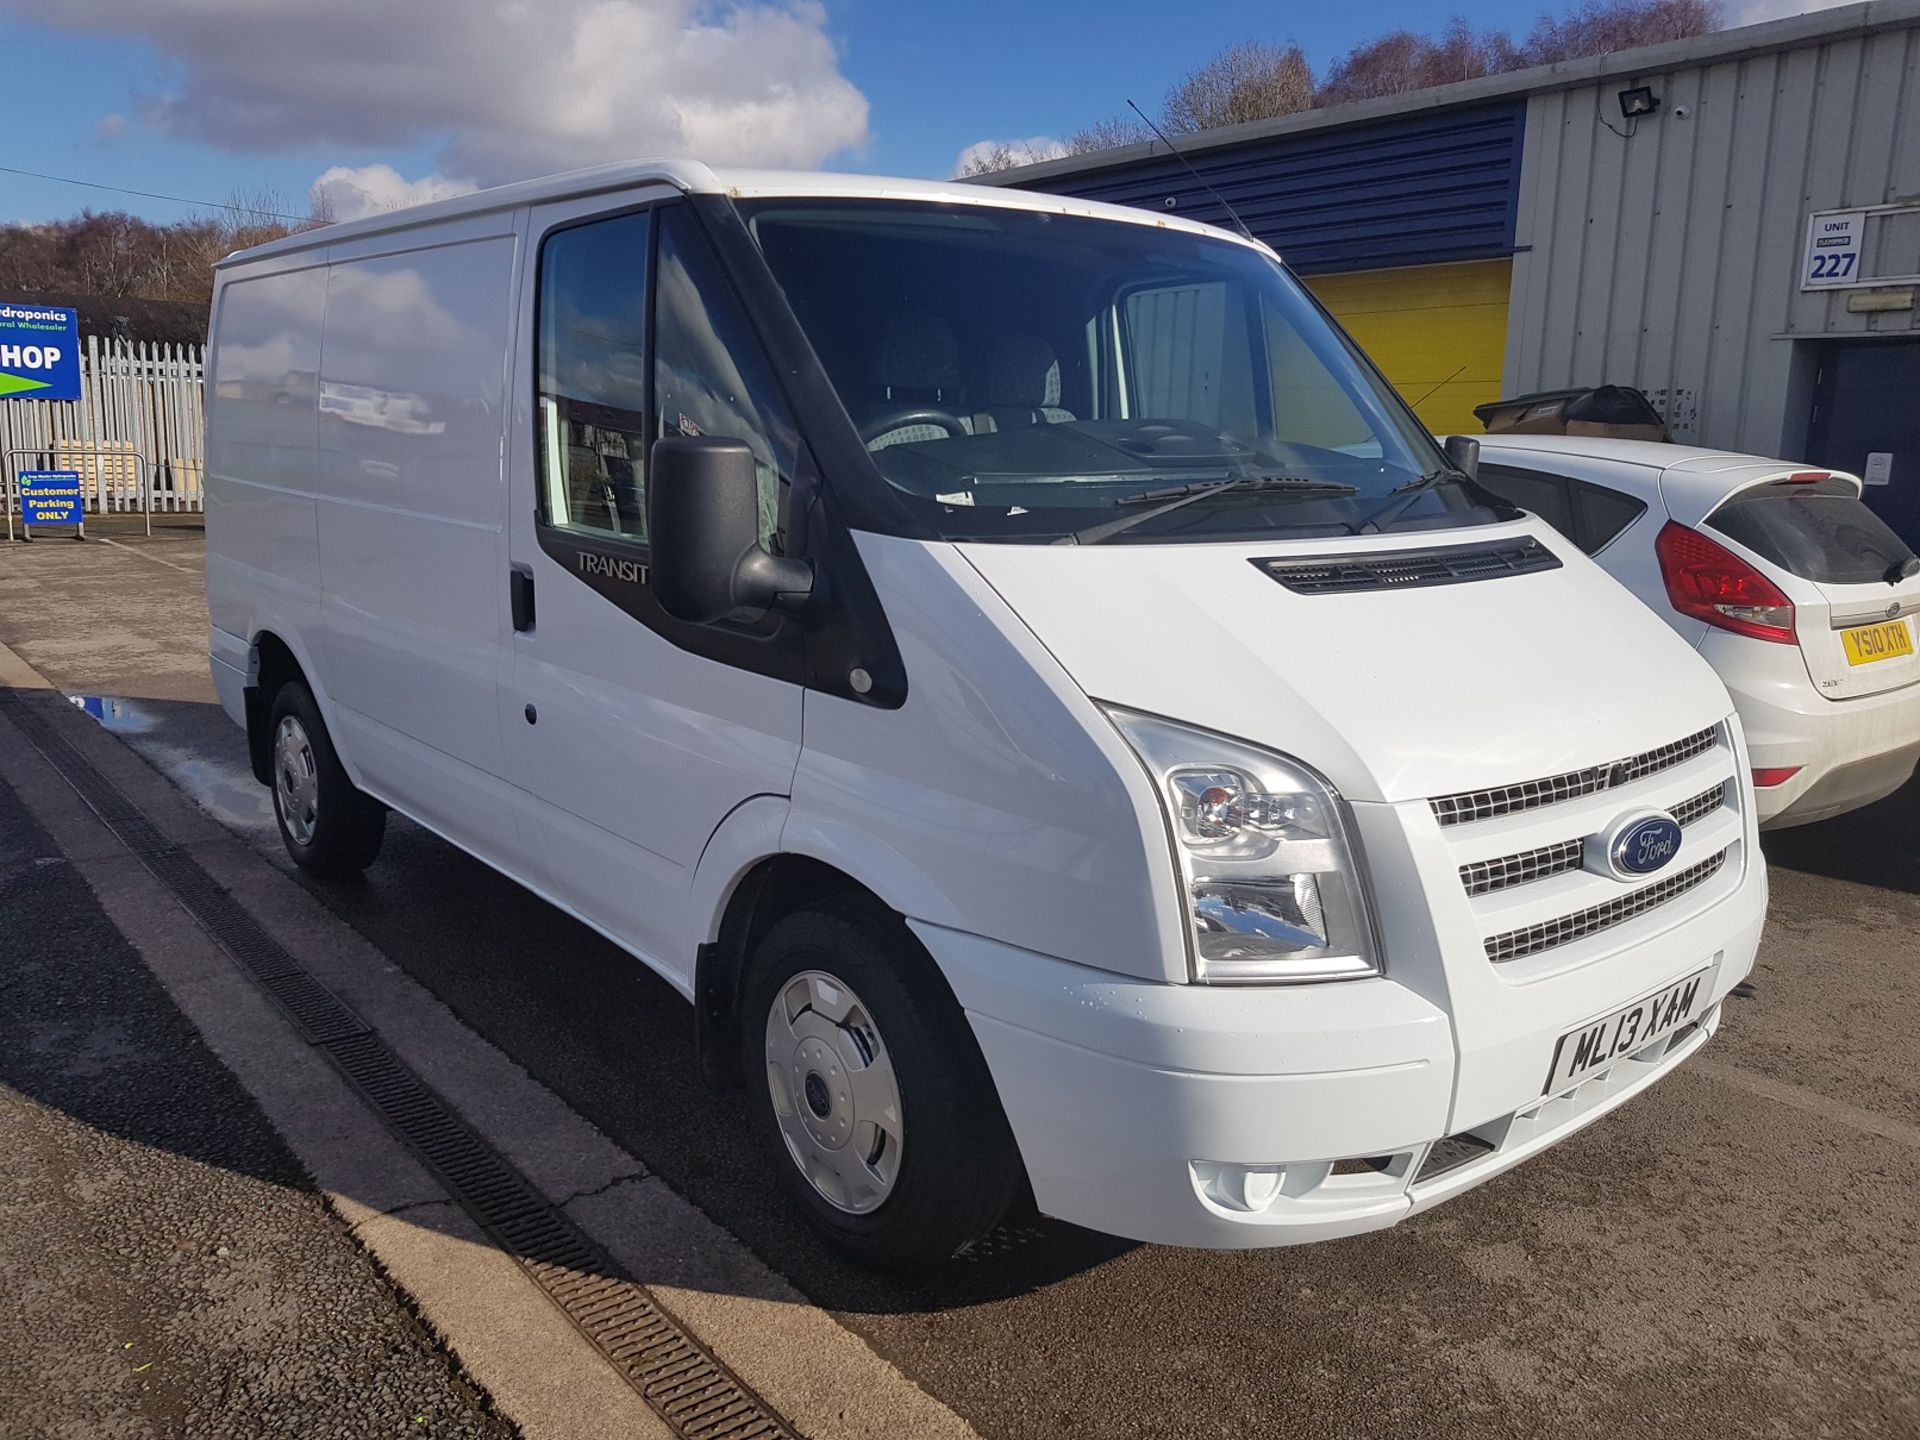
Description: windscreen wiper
xmin=1063 ymin=475 xmax=1359 ymax=546
xmin=1352 ymin=468 xmax=1469 ymax=535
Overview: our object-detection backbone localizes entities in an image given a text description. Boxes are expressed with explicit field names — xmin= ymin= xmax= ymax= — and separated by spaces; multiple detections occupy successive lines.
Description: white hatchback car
xmin=1462 ymin=435 xmax=1920 ymax=827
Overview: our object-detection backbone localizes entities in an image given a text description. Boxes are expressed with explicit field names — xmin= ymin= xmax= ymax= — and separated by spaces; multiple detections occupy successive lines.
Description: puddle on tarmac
xmin=69 ymin=694 xmax=157 ymax=734
xmin=67 ymin=693 xmax=279 ymax=838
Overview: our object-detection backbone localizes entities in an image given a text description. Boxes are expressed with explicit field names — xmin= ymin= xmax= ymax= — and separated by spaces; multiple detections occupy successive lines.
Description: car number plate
xmin=1544 ymin=968 xmax=1711 ymax=1095
xmin=1840 ymin=618 xmax=1914 ymax=666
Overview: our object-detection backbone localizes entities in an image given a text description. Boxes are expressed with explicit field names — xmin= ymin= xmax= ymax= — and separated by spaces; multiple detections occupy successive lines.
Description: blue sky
xmin=0 ymin=0 xmax=1827 ymax=226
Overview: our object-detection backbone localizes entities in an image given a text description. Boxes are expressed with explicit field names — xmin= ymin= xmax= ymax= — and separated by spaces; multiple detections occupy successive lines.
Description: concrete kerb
xmin=0 ymin=640 xmax=982 ymax=1440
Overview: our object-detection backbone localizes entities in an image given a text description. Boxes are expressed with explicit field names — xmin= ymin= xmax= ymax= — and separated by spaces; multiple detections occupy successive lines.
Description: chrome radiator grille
xmin=1459 ymin=839 xmax=1584 ymax=898
xmin=1670 ymin=780 xmax=1729 ymax=829
xmin=1457 ymin=780 xmax=1731 ymax=898
xmin=1430 ymin=727 xmax=1720 ymax=827
xmin=1484 ymin=851 xmax=1728 ymax=963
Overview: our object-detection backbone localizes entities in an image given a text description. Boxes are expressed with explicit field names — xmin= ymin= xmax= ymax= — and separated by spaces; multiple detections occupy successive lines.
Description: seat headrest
xmin=868 ymin=310 xmax=961 ymax=397
xmin=985 ymin=333 xmax=1061 ymax=408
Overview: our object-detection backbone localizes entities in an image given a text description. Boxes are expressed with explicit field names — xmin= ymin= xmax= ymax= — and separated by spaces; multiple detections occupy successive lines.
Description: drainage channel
xmin=2 ymin=692 xmax=803 ymax=1440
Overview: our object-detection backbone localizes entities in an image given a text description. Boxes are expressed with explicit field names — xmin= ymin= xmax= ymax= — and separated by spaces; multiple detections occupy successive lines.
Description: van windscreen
xmin=740 ymin=199 xmax=1501 ymax=544
xmin=1706 ymin=478 xmax=1915 ymax=586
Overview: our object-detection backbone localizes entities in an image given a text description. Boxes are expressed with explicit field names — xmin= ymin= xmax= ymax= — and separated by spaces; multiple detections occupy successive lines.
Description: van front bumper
xmin=917 ymin=919 xmax=1450 ymax=1247
xmin=914 ymin=908 xmax=1754 ymax=1250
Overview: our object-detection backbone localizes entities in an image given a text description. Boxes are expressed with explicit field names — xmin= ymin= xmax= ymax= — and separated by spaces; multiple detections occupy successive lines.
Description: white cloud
xmin=15 ymin=0 xmax=869 ymax=184
xmin=952 ymin=136 xmax=1070 ymax=177
xmin=1729 ymin=0 xmax=1857 ymax=25
xmin=95 ymin=112 xmax=127 ymax=140
xmin=311 ymin=164 xmax=478 ymax=222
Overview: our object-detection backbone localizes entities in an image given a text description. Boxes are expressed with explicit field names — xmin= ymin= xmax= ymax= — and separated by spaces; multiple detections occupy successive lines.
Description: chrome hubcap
xmin=764 ymin=970 xmax=903 ymax=1215
xmin=274 ymin=715 xmax=319 ymax=846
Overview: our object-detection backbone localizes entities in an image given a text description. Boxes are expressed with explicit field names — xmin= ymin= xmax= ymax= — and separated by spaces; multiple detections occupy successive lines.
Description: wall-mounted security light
xmin=1618 ymin=86 xmax=1661 ymax=119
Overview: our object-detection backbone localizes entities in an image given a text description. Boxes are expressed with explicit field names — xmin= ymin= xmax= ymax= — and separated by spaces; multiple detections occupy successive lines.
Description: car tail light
xmin=1655 ymin=521 xmax=1796 ymax=644
xmin=1751 ymin=767 xmax=1802 ymax=788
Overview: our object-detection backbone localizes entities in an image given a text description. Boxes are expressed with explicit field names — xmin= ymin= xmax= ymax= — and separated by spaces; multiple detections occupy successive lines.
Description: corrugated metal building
xmin=989 ymin=0 xmax=1920 ymax=535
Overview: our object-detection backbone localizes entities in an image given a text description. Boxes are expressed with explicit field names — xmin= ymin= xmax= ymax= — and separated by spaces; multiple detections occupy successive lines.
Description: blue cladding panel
xmin=1015 ymin=101 xmax=1524 ymax=275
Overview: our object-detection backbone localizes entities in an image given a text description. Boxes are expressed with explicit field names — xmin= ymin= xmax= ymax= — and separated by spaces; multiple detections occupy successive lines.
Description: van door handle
xmin=509 ymin=564 xmax=535 ymax=632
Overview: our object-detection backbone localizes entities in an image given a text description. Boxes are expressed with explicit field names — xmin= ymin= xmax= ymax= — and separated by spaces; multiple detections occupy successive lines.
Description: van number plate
xmin=1841 ymin=618 xmax=1914 ymax=666
xmin=1544 ymin=969 xmax=1710 ymax=1095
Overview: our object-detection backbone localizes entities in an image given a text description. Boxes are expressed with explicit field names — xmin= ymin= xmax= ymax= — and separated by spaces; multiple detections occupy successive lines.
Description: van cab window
xmin=536 ymin=209 xmax=652 ymax=540
xmin=654 ymin=204 xmax=799 ymax=549
xmin=741 ymin=199 xmax=1480 ymax=544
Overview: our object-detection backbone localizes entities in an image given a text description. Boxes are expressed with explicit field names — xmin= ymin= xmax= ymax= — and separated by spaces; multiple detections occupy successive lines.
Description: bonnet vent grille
xmin=1255 ymin=537 xmax=1561 ymax=595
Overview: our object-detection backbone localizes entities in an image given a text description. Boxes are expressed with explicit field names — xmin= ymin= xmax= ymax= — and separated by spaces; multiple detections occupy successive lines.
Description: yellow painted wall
xmin=1304 ymin=258 xmax=1511 ymax=437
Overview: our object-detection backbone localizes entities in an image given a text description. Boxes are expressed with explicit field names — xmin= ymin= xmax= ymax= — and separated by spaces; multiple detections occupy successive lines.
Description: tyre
xmin=743 ymin=899 xmax=1023 ymax=1269
xmin=266 ymin=680 xmax=387 ymax=878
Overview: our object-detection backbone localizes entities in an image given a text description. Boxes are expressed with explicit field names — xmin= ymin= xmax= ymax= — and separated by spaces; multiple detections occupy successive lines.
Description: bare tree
xmin=1163 ymin=41 xmax=1314 ymax=134
xmin=1320 ymin=1 xmax=1717 ymax=104
xmin=1522 ymin=0 xmax=1720 ymax=63
xmin=957 ymin=143 xmax=1021 ymax=178
xmin=1319 ymin=19 xmax=1525 ymax=105
xmin=1066 ymin=114 xmax=1153 ymax=155
xmin=0 ymin=179 xmax=338 ymax=309
xmin=1039 ymin=0 xmax=1722 ymax=148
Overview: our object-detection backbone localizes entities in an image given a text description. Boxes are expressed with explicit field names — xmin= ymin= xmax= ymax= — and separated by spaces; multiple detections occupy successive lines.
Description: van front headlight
xmin=1103 ymin=706 xmax=1379 ymax=984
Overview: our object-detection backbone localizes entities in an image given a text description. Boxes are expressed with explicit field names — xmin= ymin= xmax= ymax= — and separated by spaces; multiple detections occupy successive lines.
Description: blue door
xmin=1808 ymin=338 xmax=1920 ymax=547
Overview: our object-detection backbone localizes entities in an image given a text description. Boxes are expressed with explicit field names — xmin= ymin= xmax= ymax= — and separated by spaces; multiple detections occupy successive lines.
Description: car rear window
xmin=1706 ymin=478 xmax=1916 ymax=585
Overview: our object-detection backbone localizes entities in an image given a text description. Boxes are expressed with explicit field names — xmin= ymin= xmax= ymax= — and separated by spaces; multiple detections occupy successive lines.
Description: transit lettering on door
xmin=578 ymin=551 xmax=649 ymax=584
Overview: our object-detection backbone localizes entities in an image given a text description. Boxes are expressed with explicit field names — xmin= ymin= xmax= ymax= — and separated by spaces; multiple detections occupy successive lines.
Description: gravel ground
xmin=5 ymin=527 xmax=1918 ymax=1440
xmin=0 ymin=769 xmax=517 ymax=1440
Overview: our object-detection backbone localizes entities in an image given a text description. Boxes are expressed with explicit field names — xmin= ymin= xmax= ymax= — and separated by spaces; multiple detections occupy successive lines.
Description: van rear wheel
xmin=742 ymin=900 xmax=1022 ymax=1269
xmin=267 ymin=680 xmax=386 ymax=878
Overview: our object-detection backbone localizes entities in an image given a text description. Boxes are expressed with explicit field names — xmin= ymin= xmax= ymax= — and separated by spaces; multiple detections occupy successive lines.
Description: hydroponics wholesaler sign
xmin=0 ymin=303 xmax=80 ymax=400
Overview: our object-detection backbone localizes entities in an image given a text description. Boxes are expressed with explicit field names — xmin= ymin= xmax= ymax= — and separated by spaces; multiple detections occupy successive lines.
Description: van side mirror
xmin=1443 ymin=434 xmax=1480 ymax=481
xmin=649 ymin=435 xmax=813 ymax=624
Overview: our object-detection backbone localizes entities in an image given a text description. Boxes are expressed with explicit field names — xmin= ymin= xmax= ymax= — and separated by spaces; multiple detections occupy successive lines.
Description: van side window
xmin=654 ymin=204 xmax=799 ymax=550
xmin=536 ymin=209 xmax=652 ymax=541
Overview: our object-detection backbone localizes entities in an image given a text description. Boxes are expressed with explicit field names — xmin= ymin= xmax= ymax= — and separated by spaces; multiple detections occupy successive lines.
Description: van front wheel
xmin=267 ymin=681 xmax=386 ymax=878
xmin=743 ymin=901 xmax=1022 ymax=1269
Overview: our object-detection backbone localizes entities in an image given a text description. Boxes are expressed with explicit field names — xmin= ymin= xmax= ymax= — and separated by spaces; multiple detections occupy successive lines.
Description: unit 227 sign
xmin=1802 ymin=211 xmax=1863 ymax=288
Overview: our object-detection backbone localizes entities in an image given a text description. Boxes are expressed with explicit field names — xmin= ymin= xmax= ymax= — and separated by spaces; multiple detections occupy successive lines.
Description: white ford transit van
xmin=206 ymin=162 xmax=1766 ymax=1267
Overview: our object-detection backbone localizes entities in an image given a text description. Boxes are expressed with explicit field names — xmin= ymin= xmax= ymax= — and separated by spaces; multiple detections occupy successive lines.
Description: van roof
xmin=217 ymin=161 xmax=1274 ymax=270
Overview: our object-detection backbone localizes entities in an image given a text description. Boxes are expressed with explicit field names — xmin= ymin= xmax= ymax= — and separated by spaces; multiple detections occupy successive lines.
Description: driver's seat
xmin=864 ymin=309 xmax=970 ymax=450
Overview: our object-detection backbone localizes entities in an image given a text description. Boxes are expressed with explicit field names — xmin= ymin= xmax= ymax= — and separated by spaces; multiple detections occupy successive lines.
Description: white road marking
xmin=1690 ymin=1057 xmax=1920 ymax=1151
xmin=98 ymin=536 xmax=198 ymax=573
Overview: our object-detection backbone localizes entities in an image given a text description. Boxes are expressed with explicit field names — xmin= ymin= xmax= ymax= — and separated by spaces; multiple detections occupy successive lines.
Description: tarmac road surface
xmin=1 ymin=525 xmax=1916 ymax=1439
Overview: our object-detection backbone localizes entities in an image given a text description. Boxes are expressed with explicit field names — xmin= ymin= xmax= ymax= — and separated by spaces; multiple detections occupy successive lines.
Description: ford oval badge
xmin=1609 ymin=813 xmax=1682 ymax=878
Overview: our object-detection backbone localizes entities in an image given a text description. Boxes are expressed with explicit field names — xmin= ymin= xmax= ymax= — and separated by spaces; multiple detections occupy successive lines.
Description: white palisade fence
xmin=1 ymin=335 xmax=207 ymax=513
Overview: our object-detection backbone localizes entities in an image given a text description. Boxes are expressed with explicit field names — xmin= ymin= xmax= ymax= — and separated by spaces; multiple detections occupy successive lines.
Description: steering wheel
xmin=860 ymin=406 xmax=969 ymax=446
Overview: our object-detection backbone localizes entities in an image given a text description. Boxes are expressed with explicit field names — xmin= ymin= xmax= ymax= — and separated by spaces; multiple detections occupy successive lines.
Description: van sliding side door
xmin=502 ymin=192 xmax=806 ymax=986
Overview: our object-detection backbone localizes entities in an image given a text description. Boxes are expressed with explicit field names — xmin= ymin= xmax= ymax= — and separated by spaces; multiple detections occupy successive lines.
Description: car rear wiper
xmin=1063 ymin=475 xmax=1359 ymax=546
xmin=1352 ymin=467 xmax=1469 ymax=535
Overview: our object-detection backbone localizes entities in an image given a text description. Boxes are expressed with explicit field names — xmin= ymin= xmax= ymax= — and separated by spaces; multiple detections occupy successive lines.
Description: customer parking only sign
xmin=19 ymin=471 xmax=82 ymax=526
xmin=0 ymin=303 xmax=81 ymax=399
